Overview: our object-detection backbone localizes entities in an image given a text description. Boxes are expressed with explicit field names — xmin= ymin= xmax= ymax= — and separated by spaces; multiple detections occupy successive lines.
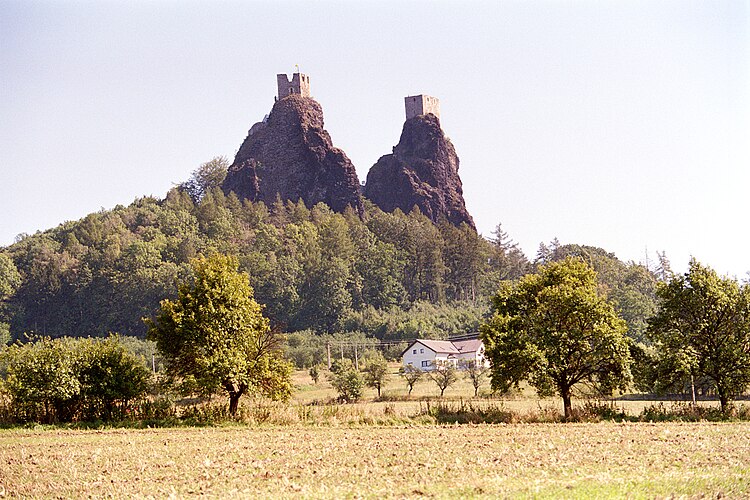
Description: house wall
xmin=402 ymin=339 xmax=489 ymax=371
xmin=402 ymin=342 xmax=439 ymax=370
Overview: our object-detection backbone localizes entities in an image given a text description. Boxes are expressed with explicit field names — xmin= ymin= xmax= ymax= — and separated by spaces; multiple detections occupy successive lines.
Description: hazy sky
xmin=2 ymin=1 xmax=748 ymax=277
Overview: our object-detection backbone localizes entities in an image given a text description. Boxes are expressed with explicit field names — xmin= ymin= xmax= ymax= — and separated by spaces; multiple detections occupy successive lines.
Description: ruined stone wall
xmin=277 ymin=73 xmax=311 ymax=99
xmin=405 ymin=94 xmax=440 ymax=120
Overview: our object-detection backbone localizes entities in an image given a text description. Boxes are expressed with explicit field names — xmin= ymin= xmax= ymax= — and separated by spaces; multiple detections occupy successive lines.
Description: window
xmin=413 ymin=349 xmax=417 ymax=354
xmin=421 ymin=361 xmax=430 ymax=368
xmin=420 ymin=348 xmax=424 ymax=354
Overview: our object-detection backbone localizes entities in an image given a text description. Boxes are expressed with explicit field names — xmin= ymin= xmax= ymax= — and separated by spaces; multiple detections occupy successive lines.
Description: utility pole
xmin=354 ymin=344 xmax=359 ymax=371
xmin=326 ymin=342 xmax=331 ymax=369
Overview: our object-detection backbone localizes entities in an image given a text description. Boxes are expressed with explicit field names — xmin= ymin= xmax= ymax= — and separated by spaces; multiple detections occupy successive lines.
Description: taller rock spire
xmin=222 ymin=73 xmax=363 ymax=215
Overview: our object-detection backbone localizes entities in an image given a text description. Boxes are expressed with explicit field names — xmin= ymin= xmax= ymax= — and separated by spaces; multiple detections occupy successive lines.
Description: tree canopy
xmin=0 ymin=336 xmax=150 ymax=423
xmin=647 ymin=259 xmax=750 ymax=412
xmin=0 ymin=157 xmax=664 ymax=353
xmin=481 ymin=257 xmax=632 ymax=418
xmin=145 ymin=254 xmax=292 ymax=415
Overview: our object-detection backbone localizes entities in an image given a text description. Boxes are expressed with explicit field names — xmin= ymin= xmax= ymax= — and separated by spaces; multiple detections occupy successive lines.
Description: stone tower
xmin=405 ymin=94 xmax=440 ymax=120
xmin=277 ymin=73 xmax=311 ymax=99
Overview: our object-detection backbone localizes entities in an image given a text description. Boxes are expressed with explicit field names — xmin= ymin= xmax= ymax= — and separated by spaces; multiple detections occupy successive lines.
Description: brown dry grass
xmin=292 ymin=367 xmax=726 ymax=420
xmin=1 ymin=422 xmax=748 ymax=498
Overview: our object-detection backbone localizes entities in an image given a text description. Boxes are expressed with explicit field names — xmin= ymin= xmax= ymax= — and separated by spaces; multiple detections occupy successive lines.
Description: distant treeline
xmin=0 ymin=184 xmax=660 ymax=345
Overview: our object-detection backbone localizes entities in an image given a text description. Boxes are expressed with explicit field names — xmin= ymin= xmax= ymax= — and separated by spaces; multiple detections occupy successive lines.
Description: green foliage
xmin=399 ymin=364 xmax=424 ymax=395
xmin=328 ymin=358 xmax=363 ymax=403
xmin=308 ymin=364 xmax=321 ymax=384
xmin=284 ymin=330 xmax=372 ymax=369
xmin=0 ymin=323 xmax=10 ymax=346
xmin=427 ymin=364 xmax=459 ymax=397
xmin=180 ymin=156 xmax=229 ymax=203
xmin=647 ymin=259 xmax=750 ymax=412
xmin=481 ymin=257 xmax=632 ymax=418
xmin=533 ymin=242 xmax=658 ymax=343
xmin=362 ymin=351 xmax=389 ymax=398
xmin=0 ymin=336 xmax=150 ymax=423
xmin=343 ymin=301 xmax=485 ymax=342
xmin=145 ymin=254 xmax=293 ymax=415
xmin=0 ymin=253 xmax=21 ymax=300
xmin=2 ymin=156 xmax=663 ymax=351
xmin=461 ymin=361 xmax=489 ymax=396
xmin=1 ymin=176 xmax=516 ymax=340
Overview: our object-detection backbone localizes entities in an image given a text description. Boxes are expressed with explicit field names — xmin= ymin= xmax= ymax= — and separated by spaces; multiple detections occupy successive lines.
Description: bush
xmin=574 ymin=400 xmax=629 ymax=422
xmin=639 ymin=402 xmax=730 ymax=422
xmin=424 ymin=400 xmax=515 ymax=424
xmin=0 ymin=336 xmax=151 ymax=423
xmin=328 ymin=359 xmax=363 ymax=403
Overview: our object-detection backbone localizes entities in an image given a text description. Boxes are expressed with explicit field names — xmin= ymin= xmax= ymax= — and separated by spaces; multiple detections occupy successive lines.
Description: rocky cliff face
xmin=222 ymin=94 xmax=363 ymax=214
xmin=364 ymin=114 xmax=475 ymax=229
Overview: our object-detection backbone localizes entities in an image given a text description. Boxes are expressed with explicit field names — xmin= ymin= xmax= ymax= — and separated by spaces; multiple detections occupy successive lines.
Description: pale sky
xmin=2 ymin=1 xmax=748 ymax=278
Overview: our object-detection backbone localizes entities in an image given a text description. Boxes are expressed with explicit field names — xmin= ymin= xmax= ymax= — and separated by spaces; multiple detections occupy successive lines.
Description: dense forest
xmin=0 ymin=160 xmax=663 ymax=349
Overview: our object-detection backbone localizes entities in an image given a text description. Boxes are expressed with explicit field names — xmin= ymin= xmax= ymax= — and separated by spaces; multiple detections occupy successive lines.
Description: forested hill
xmin=0 ymin=183 xmax=658 ymax=344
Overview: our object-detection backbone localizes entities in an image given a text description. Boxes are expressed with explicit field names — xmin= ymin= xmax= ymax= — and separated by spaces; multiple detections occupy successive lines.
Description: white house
xmin=401 ymin=337 xmax=488 ymax=371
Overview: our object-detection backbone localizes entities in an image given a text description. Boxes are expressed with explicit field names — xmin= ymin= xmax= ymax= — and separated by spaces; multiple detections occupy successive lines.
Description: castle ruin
xmin=277 ymin=73 xmax=311 ymax=99
xmin=405 ymin=94 xmax=440 ymax=120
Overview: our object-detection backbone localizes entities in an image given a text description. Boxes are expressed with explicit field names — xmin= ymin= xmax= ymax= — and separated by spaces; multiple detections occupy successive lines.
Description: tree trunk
xmin=228 ymin=392 xmax=241 ymax=416
xmin=561 ymin=388 xmax=572 ymax=420
xmin=226 ymin=383 xmax=246 ymax=417
xmin=717 ymin=384 xmax=730 ymax=414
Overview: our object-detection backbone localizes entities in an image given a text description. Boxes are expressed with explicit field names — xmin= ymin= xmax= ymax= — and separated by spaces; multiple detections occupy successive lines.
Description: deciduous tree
xmin=328 ymin=358 xmax=363 ymax=403
xmin=399 ymin=364 xmax=423 ymax=396
xmin=428 ymin=364 xmax=458 ymax=397
xmin=181 ymin=156 xmax=229 ymax=203
xmin=481 ymin=257 xmax=632 ymax=418
xmin=363 ymin=351 xmax=389 ymax=398
xmin=647 ymin=259 xmax=750 ymax=412
xmin=145 ymin=254 xmax=292 ymax=415
xmin=461 ymin=361 xmax=489 ymax=397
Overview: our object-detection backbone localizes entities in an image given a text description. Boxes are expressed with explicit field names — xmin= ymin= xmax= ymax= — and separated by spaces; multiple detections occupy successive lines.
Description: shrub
xmin=0 ymin=336 xmax=151 ymax=423
xmin=423 ymin=400 xmax=515 ymax=424
xmin=328 ymin=359 xmax=363 ymax=403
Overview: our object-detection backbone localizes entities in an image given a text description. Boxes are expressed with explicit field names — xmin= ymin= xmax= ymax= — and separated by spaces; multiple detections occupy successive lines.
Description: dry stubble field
xmin=1 ymin=422 xmax=749 ymax=498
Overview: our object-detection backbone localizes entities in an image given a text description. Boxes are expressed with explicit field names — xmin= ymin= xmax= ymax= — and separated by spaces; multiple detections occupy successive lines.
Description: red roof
xmin=402 ymin=338 xmax=483 ymax=356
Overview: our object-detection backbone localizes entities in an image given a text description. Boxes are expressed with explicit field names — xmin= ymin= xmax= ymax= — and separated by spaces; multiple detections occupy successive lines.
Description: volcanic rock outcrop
xmin=222 ymin=93 xmax=363 ymax=214
xmin=364 ymin=113 xmax=475 ymax=229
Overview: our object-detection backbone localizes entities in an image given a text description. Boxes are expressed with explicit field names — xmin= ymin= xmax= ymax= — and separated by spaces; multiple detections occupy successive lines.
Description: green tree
xmin=0 ymin=253 xmax=21 ymax=301
xmin=647 ymin=259 xmax=750 ymax=412
xmin=481 ymin=257 xmax=632 ymax=418
xmin=75 ymin=336 xmax=152 ymax=420
xmin=479 ymin=223 xmax=529 ymax=296
xmin=145 ymin=254 xmax=292 ymax=415
xmin=461 ymin=361 xmax=489 ymax=397
xmin=0 ymin=336 xmax=150 ymax=423
xmin=0 ymin=337 xmax=80 ymax=423
xmin=308 ymin=364 xmax=321 ymax=384
xmin=0 ymin=253 xmax=21 ymax=345
xmin=428 ymin=364 xmax=459 ymax=397
xmin=363 ymin=351 xmax=389 ymax=398
xmin=182 ymin=156 xmax=229 ymax=203
xmin=399 ymin=364 xmax=423 ymax=395
xmin=328 ymin=358 xmax=363 ymax=403
xmin=440 ymin=221 xmax=486 ymax=302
